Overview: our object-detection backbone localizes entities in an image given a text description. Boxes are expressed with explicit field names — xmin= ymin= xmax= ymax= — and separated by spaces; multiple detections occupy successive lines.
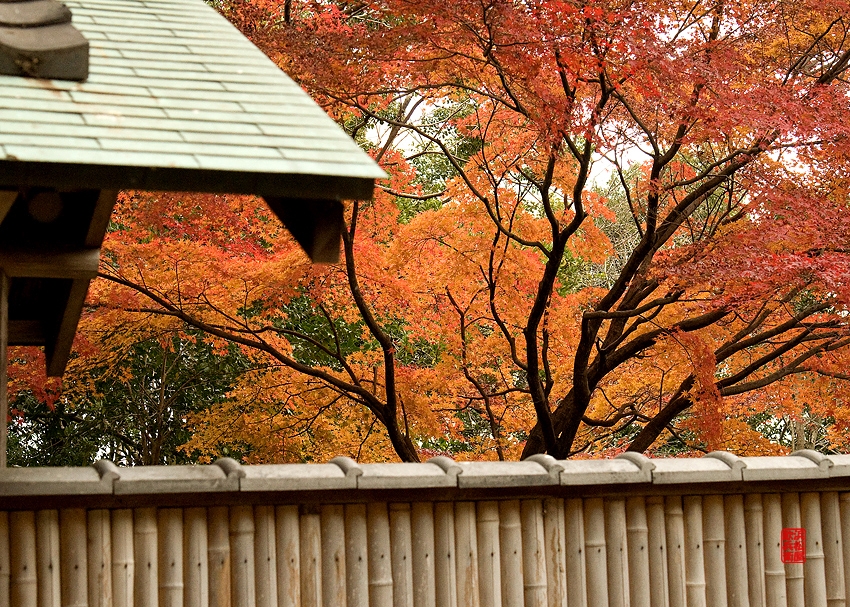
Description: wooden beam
xmin=262 ymin=197 xmax=343 ymax=264
xmin=84 ymin=189 xmax=118 ymax=247
xmin=8 ymin=320 xmax=44 ymax=345
xmin=45 ymin=279 xmax=91 ymax=377
xmin=0 ymin=190 xmax=15 ymax=226
xmin=0 ymin=272 xmax=8 ymax=468
xmin=0 ymin=248 xmax=100 ymax=279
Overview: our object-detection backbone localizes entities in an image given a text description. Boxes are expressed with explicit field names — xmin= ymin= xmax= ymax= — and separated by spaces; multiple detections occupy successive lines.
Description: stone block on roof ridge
xmin=214 ymin=456 xmax=245 ymax=479
xmin=330 ymin=456 xmax=363 ymax=479
xmin=427 ymin=455 xmax=462 ymax=479
xmin=92 ymin=458 xmax=120 ymax=484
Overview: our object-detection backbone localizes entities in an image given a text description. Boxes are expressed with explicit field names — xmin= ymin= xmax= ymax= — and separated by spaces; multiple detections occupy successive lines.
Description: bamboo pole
xmin=0 ymin=511 xmax=9 ymax=607
xmin=840 ymin=493 xmax=850 ymax=607
xmin=434 ymin=502 xmax=458 ymax=607
xmin=763 ymin=494 xmax=787 ymax=607
xmin=584 ymin=498 xmax=609 ymax=607
xmin=542 ymin=498 xmax=566 ymax=607
xmin=87 ymin=510 xmax=112 ymax=607
xmin=498 ymin=501 xmax=522 ymax=607
xmin=605 ymin=498 xmax=630 ymax=607
xmin=10 ymin=511 xmax=36 ymax=607
xmin=208 ymin=507 xmax=231 ymax=607
xmin=229 ymin=506 xmax=255 ymax=607
xmin=35 ymin=510 xmax=60 ymax=607
xmin=801 ymin=492 xmax=827 ymax=607
xmin=646 ymin=496 xmax=669 ymax=607
xmin=320 ymin=505 xmax=346 ymax=607
xmin=723 ymin=495 xmax=749 ymax=607
xmin=781 ymin=493 xmax=804 ymax=607
xmin=253 ymin=506 xmax=276 ymax=607
xmin=703 ymin=495 xmax=727 ymax=607
xmin=665 ymin=496 xmax=687 ymax=607
xmin=744 ymin=494 xmax=766 ymax=607
xmin=367 ymin=503 xmax=393 ymax=607
xmin=158 ymin=509 xmax=184 ymax=607
xmin=344 ymin=504 xmax=368 ymax=607
xmin=60 ymin=508 xmax=88 ymax=607
xmin=275 ymin=506 xmax=299 ymax=607
xmin=627 ymin=496 xmax=651 ymax=607
xmin=520 ymin=500 xmax=546 ymax=607
xmin=564 ymin=499 xmax=588 ymax=607
xmin=134 ymin=508 xmax=158 ymax=607
xmin=476 ymin=502 xmax=501 ymax=607
xmin=683 ymin=496 xmax=707 ymax=607
xmin=411 ymin=502 xmax=435 ymax=607
xmin=389 ymin=503 xmax=413 ymax=607
xmin=299 ymin=507 xmax=322 ymax=607
xmin=455 ymin=502 xmax=480 ymax=607
xmin=183 ymin=508 xmax=209 ymax=607
xmin=112 ymin=509 xmax=134 ymax=607
xmin=821 ymin=492 xmax=845 ymax=607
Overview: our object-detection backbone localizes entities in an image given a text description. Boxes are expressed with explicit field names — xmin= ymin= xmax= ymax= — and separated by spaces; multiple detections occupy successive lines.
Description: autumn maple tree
xmin=18 ymin=0 xmax=850 ymax=464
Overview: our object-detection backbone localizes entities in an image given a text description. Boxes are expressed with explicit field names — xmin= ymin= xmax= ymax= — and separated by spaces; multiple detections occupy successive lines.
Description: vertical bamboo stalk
xmin=158 ymin=509 xmax=183 ymax=607
xmin=646 ymin=497 xmax=669 ymax=607
xmin=584 ymin=498 xmax=609 ymax=607
xmin=627 ymin=497 xmax=651 ymax=607
xmin=520 ymin=500 xmax=546 ymax=607
xmin=320 ymin=505 xmax=346 ymax=607
xmin=763 ymin=494 xmax=787 ymax=607
xmin=60 ymin=508 xmax=88 ymax=607
xmin=723 ymin=495 xmax=749 ymax=607
xmin=0 ymin=511 xmax=9 ymax=607
xmin=183 ymin=508 xmax=209 ymax=607
xmin=455 ymin=502 xmax=480 ymax=607
xmin=434 ymin=502 xmax=457 ymax=607
xmin=10 ymin=511 xmax=36 ymax=607
xmin=36 ymin=510 xmax=60 ymax=607
xmin=230 ymin=506 xmax=255 ymax=607
xmin=564 ymin=499 xmax=588 ymax=607
xmin=276 ymin=506 xmax=299 ymax=607
xmin=253 ymin=506 xmax=276 ymax=607
xmin=744 ymin=495 xmax=766 ymax=607
xmin=207 ymin=507 xmax=231 ymax=607
xmin=299 ymin=507 xmax=322 ymax=607
xmin=411 ymin=503 xmax=435 ymax=607
xmin=703 ymin=495 xmax=727 ymax=607
xmin=389 ymin=503 xmax=413 ymax=607
xmin=840 ymin=494 xmax=850 ymax=607
xmin=821 ymin=492 xmax=845 ymax=607
xmin=498 ymin=501 xmax=522 ymax=607
xmin=605 ymin=498 xmax=630 ymax=607
xmin=781 ymin=493 xmax=804 ymax=607
xmin=87 ymin=509 xmax=112 ymax=607
xmin=801 ymin=493 xmax=827 ymax=607
xmin=344 ymin=505 xmax=368 ymax=607
xmin=476 ymin=502 xmax=501 ymax=607
xmin=367 ymin=503 xmax=393 ymax=607
xmin=542 ymin=498 xmax=566 ymax=607
xmin=134 ymin=508 xmax=158 ymax=607
xmin=684 ymin=496 xmax=707 ymax=607
xmin=665 ymin=497 xmax=687 ymax=607
xmin=112 ymin=509 xmax=134 ymax=607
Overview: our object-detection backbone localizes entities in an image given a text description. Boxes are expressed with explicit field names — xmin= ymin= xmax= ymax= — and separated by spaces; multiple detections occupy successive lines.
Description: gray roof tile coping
xmin=651 ymin=457 xmax=741 ymax=484
xmin=558 ymin=458 xmax=651 ymax=485
xmin=0 ymin=466 xmax=112 ymax=496
xmin=111 ymin=464 xmax=238 ymax=494
xmin=452 ymin=461 xmax=555 ymax=488
xmin=356 ymin=463 xmax=456 ymax=489
xmin=239 ymin=463 xmax=354 ymax=491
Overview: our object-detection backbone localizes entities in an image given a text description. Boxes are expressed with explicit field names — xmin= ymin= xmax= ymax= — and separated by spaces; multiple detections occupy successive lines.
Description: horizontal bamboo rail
xmin=2 ymin=450 xmax=850 ymax=607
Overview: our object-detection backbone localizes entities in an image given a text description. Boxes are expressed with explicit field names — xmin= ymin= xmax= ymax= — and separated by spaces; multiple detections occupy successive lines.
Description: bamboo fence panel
xmin=87 ymin=509 xmax=112 ymax=607
xmin=111 ymin=510 xmax=134 ymax=607
xmin=723 ymin=495 xmax=749 ymax=607
xmin=253 ymin=506 xmax=276 ymax=607
xmin=564 ymin=498 xmax=588 ymax=607
xmin=665 ymin=496 xmax=687 ymax=607
xmin=133 ymin=508 xmax=158 ymax=607
xmin=646 ymin=496 xmax=669 ymax=607
xmin=433 ymin=502 xmax=457 ymax=607
xmin=605 ymin=498 xmax=629 ymax=607
xmin=229 ymin=506 xmax=255 ymax=607
xmin=542 ymin=498 xmax=566 ymax=607
xmin=10 ymin=511 xmax=36 ymax=607
xmin=842 ymin=494 xmax=850 ymax=607
xmin=801 ymin=492 xmax=827 ymax=607
xmin=498 ymin=501 xmax=523 ymax=607
xmin=744 ymin=494 xmax=766 ymax=607
xmin=35 ymin=510 xmax=60 ymax=607
xmin=344 ymin=505 xmax=368 ymax=607
xmin=158 ymin=509 xmax=183 ymax=607
xmin=476 ymin=502 xmax=501 ymax=607
xmin=454 ymin=502 xmax=480 ymax=607
xmin=584 ymin=498 xmax=609 ymax=607
xmin=389 ymin=504 xmax=413 ymax=607
xmin=410 ymin=503 xmax=435 ymax=607
xmin=367 ymin=503 xmax=393 ymax=607
xmin=299 ymin=509 xmax=321 ymax=607
xmin=0 ymin=511 xmax=9 ymax=607
xmin=183 ymin=508 xmax=208 ymax=607
xmin=208 ymin=507 xmax=231 ymax=607
xmin=763 ymin=494 xmax=787 ymax=607
xmin=684 ymin=496 xmax=707 ymax=607
xmin=520 ymin=500 xmax=546 ymax=607
xmin=821 ymin=492 xmax=845 ymax=607
xmin=626 ymin=496 xmax=650 ymax=607
xmin=60 ymin=509 xmax=87 ymax=607
xmin=781 ymin=493 xmax=804 ymax=607
xmin=320 ymin=505 xmax=346 ymax=607
xmin=703 ymin=495 xmax=728 ymax=607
